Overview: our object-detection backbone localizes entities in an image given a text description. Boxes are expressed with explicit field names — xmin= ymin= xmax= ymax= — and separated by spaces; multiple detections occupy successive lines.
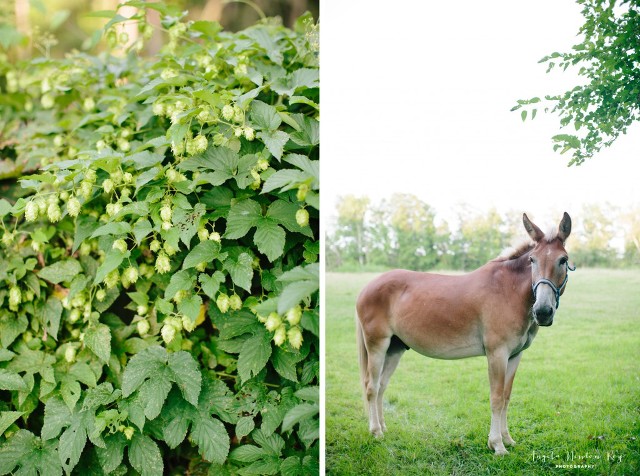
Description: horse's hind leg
xmin=501 ymin=352 xmax=522 ymax=447
xmin=365 ymin=336 xmax=391 ymax=438
xmin=377 ymin=345 xmax=405 ymax=433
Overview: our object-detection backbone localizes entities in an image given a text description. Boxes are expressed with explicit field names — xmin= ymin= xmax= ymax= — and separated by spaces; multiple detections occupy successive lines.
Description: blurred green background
xmin=0 ymin=0 xmax=319 ymax=57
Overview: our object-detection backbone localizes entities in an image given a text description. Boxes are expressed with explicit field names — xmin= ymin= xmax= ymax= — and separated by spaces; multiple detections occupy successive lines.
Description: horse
xmin=356 ymin=212 xmax=574 ymax=455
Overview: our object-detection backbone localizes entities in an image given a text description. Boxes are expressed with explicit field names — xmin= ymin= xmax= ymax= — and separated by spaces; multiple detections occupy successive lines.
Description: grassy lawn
xmin=325 ymin=269 xmax=640 ymax=475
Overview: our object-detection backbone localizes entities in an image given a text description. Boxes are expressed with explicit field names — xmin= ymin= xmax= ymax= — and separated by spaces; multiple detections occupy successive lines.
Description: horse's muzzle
xmin=533 ymin=305 xmax=554 ymax=326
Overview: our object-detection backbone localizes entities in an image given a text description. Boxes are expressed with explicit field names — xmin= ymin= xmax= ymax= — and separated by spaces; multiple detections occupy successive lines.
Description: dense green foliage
xmin=327 ymin=195 xmax=640 ymax=271
xmin=326 ymin=270 xmax=640 ymax=475
xmin=0 ymin=3 xmax=319 ymax=474
xmin=513 ymin=0 xmax=640 ymax=165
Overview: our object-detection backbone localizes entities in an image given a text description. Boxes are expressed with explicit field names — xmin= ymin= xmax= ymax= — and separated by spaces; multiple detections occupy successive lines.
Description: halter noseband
xmin=531 ymin=262 xmax=575 ymax=309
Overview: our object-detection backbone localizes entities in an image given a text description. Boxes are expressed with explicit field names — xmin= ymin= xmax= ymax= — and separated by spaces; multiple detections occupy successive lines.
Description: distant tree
xmin=450 ymin=207 xmax=512 ymax=270
xmin=333 ymin=195 xmax=370 ymax=266
xmin=374 ymin=194 xmax=440 ymax=270
xmin=571 ymin=203 xmax=619 ymax=266
xmin=621 ymin=206 xmax=640 ymax=265
xmin=514 ymin=0 xmax=640 ymax=165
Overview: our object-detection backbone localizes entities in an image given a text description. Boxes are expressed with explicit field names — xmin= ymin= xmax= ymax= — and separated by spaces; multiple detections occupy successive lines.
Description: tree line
xmin=326 ymin=194 xmax=640 ymax=271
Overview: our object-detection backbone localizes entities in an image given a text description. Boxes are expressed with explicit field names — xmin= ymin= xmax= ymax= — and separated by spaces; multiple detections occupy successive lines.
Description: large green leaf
xmin=224 ymin=199 xmax=262 ymax=239
xmin=38 ymin=259 xmax=83 ymax=284
xmin=182 ymin=240 xmax=222 ymax=269
xmin=84 ymin=323 xmax=111 ymax=364
xmin=128 ymin=433 xmax=163 ymax=476
xmin=254 ymin=220 xmax=286 ymax=262
xmin=250 ymin=100 xmax=281 ymax=131
xmin=190 ymin=415 xmax=230 ymax=465
xmin=237 ymin=328 xmax=272 ymax=383
xmin=167 ymin=351 xmax=202 ymax=406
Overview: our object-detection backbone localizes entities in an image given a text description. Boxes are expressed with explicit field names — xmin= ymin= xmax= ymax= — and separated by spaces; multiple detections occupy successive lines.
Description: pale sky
xmin=322 ymin=0 xmax=640 ymax=230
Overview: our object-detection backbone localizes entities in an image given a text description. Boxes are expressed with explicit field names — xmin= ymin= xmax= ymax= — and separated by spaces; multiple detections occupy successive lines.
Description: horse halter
xmin=531 ymin=262 xmax=575 ymax=309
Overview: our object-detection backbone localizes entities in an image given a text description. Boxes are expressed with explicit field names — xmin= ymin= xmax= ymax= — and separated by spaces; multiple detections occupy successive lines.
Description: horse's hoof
xmin=487 ymin=439 xmax=508 ymax=456
xmin=503 ymin=435 xmax=516 ymax=447
xmin=371 ymin=428 xmax=384 ymax=438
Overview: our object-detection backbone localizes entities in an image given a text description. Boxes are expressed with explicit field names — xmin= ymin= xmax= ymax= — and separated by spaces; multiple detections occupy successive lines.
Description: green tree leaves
xmin=514 ymin=0 xmax=640 ymax=164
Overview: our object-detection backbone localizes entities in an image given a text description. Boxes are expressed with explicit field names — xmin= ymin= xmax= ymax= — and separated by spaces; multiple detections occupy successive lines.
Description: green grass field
xmin=325 ymin=269 xmax=640 ymax=475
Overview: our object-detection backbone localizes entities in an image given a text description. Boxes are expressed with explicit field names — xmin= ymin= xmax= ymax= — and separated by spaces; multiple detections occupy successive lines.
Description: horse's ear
xmin=523 ymin=213 xmax=544 ymax=242
xmin=558 ymin=212 xmax=572 ymax=242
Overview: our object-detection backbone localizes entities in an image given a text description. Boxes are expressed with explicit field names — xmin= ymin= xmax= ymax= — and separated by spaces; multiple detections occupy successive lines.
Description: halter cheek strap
xmin=532 ymin=263 xmax=575 ymax=309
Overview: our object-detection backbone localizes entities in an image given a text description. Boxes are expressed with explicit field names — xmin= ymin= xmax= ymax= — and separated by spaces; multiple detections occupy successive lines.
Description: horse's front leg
xmin=501 ymin=352 xmax=523 ymax=447
xmin=486 ymin=348 xmax=510 ymax=455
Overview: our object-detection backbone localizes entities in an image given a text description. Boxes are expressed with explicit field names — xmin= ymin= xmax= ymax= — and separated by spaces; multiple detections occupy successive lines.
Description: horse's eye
xmin=529 ymin=256 xmax=534 ymax=263
xmin=559 ymin=257 xmax=568 ymax=265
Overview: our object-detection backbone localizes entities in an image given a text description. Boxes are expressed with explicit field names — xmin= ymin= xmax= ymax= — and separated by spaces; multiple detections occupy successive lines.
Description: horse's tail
xmin=355 ymin=310 xmax=368 ymax=415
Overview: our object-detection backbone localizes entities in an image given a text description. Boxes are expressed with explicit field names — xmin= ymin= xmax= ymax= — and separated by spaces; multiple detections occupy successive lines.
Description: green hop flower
xmin=216 ymin=293 xmax=230 ymax=313
xmin=67 ymin=197 xmax=81 ymax=218
xmin=47 ymin=203 xmax=62 ymax=223
xmin=161 ymin=323 xmax=177 ymax=344
xmin=160 ymin=204 xmax=172 ymax=222
xmin=286 ymin=305 xmax=302 ymax=326
xmin=8 ymin=286 xmax=21 ymax=310
xmin=222 ymin=104 xmax=234 ymax=121
xmin=102 ymin=179 xmax=114 ymax=194
xmin=64 ymin=346 xmax=77 ymax=363
xmin=155 ymin=252 xmax=171 ymax=274
xmin=273 ymin=325 xmax=287 ymax=346
xmin=229 ymin=294 xmax=242 ymax=311
xmin=112 ymin=239 xmax=128 ymax=253
xmin=25 ymin=201 xmax=39 ymax=222
xmin=265 ymin=312 xmax=282 ymax=332
xmin=287 ymin=326 xmax=303 ymax=349
xmin=296 ymin=208 xmax=310 ymax=227
xmin=137 ymin=319 xmax=150 ymax=336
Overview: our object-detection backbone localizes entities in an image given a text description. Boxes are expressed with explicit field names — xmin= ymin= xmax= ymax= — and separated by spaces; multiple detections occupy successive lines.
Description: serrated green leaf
xmin=0 ymin=411 xmax=23 ymax=436
xmin=238 ymin=329 xmax=272 ymax=383
xmin=183 ymin=240 xmax=222 ymax=269
xmin=266 ymin=200 xmax=313 ymax=237
xmin=0 ymin=369 xmax=27 ymax=391
xmin=164 ymin=269 xmax=197 ymax=300
xmin=225 ymin=199 xmax=262 ymax=239
xmin=84 ymin=323 xmax=111 ymax=364
xmin=0 ymin=313 xmax=28 ymax=348
xmin=236 ymin=416 xmax=255 ymax=440
xmin=0 ymin=199 xmax=13 ymax=218
xmin=289 ymin=116 xmax=319 ymax=147
xmin=96 ymin=433 xmax=126 ymax=474
xmin=281 ymin=403 xmax=318 ymax=432
xmin=93 ymin=249 xmax=129 ymax=285
xmin=271 ymin=347 xmax=301 ymax=382
xmin=250 ymin=100 xmax=281 ymax=131
xmin=90 ymin=221 xmax=131 ymax=238
xmin=253 ymin=220 xmax=286 ymax=262
xmin=229 ymin=444 xmax=269 ymax=463
xmin=41 ymin=396 xmax=71 ymax=440
xmin=191 ymin=416 xmax=230 ymax=465
xmin=0 ymin=430 xmax=35 ymax=475
xmin=258 ymin=130 xmax=289 ymax=160
xmin=138 ymin=374 xmax=172 ymax=420
xmin=178 ymin=294 xmax=203 ymax=324
xmin=294 ymin=386 xmax=319 ymax=403
xmin=59 ymin=416 xmax=87 ymax=473
xmin=167 ymin=351 xmax=202 ymax=406
xmin=38 ymin=259 xmax=83 ymax=284
xmin=164 ymin=415 xmax=190 ymax=449
xmin=223 ymin=252 xmax=254 ymax=292
xmin=121 ymin=346 xmax=167 ymax=398
xmin=199 ymin=271 xmax=225 ymax=299
xmin=72 ymin=214 xmax=99 ymax=253
xmin=261 ymin=169 xmax=308 ymax=194
xmin=237 ymin=457 xmax=281 ymax=475
xmin=128 ymin=433 xmax=164 ymax=476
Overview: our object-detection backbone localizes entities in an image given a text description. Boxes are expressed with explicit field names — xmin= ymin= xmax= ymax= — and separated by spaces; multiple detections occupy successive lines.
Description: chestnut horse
xmin=356 ymin=213 xmax=574 ymax=455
